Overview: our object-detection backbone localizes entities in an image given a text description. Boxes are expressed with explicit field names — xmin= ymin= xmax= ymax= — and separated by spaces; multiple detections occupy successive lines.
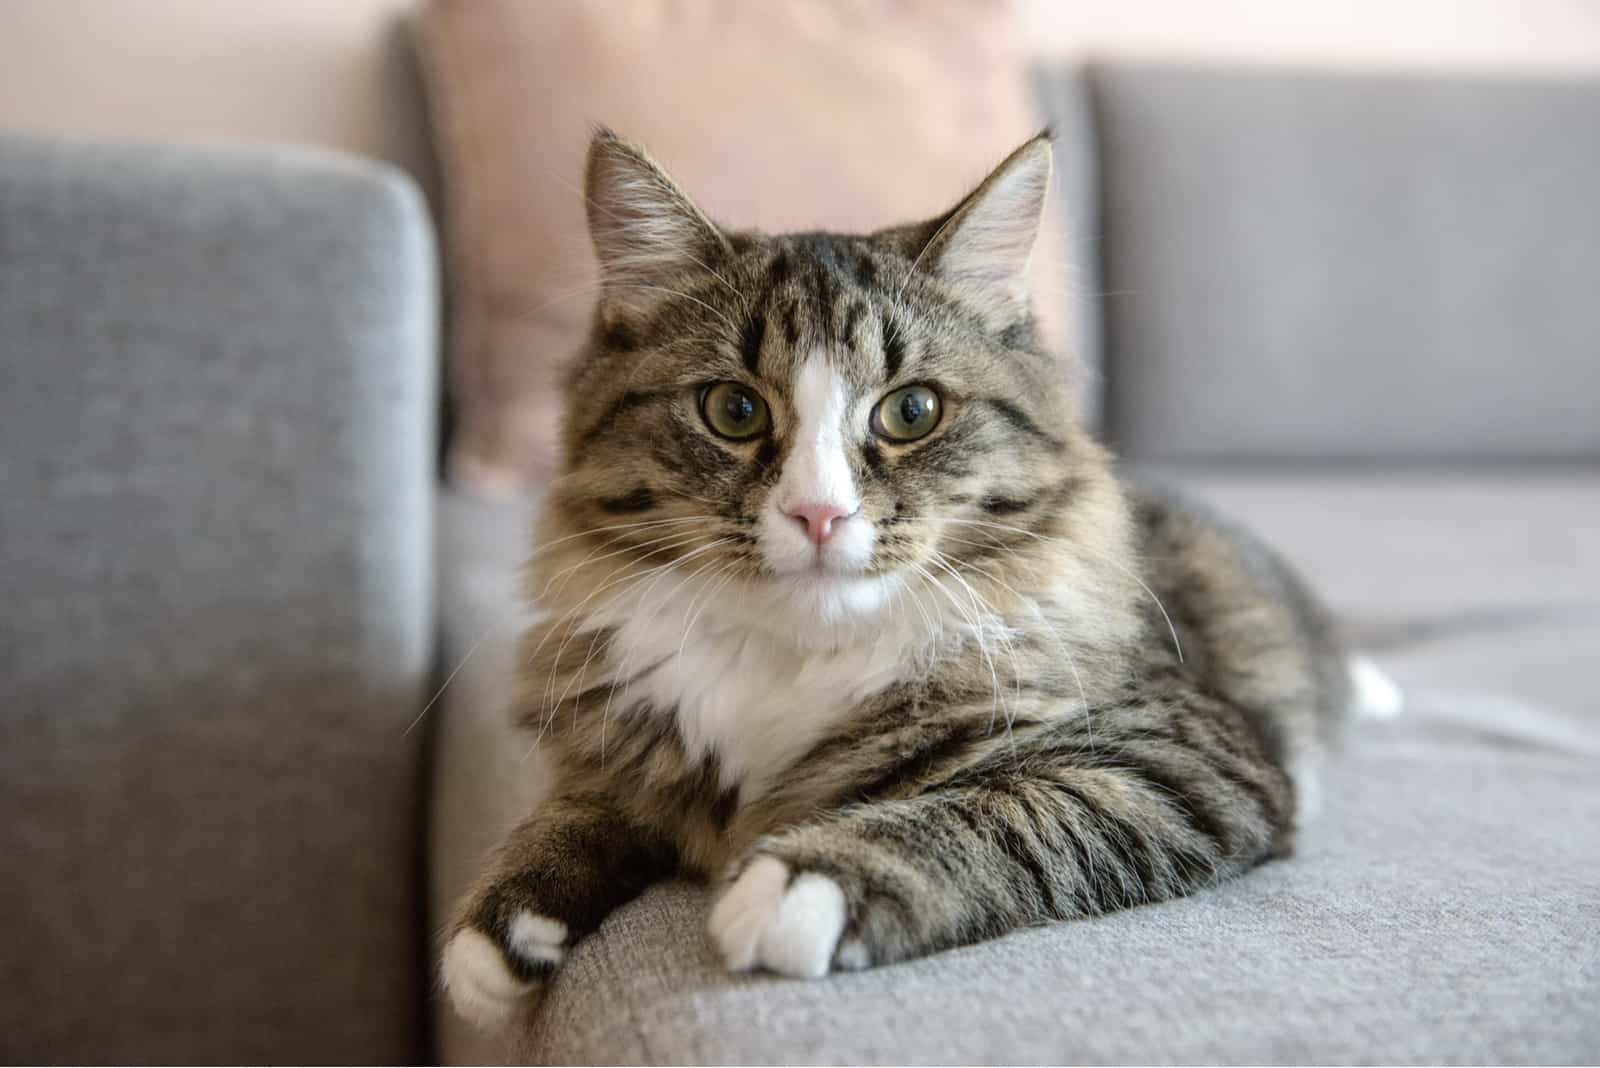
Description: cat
xmin=441 ymin=127 xmax=1387 ymax=1029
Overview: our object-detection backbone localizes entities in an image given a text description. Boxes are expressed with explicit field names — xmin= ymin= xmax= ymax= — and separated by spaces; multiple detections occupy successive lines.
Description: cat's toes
xmin=440 ymin=928 xmax=530 ymax=1030
xmin=440 ymin=911 xmax=567 ymax=1030
xmin=707 ymin=855 xmax=847 ymax=979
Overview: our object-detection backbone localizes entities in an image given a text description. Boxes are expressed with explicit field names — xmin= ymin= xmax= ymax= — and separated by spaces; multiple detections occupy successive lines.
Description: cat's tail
xmin=1347 ymin=656 xmax=1403 ymax=719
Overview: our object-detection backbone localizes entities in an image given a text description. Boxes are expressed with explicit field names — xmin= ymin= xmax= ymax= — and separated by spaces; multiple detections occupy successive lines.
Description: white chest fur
xmin=602 ymin=595 xmax=916 ymax=800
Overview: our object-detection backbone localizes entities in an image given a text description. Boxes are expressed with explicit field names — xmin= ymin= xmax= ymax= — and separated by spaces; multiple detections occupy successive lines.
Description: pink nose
xmin=785 ymin=502 xmax=852 ymax=545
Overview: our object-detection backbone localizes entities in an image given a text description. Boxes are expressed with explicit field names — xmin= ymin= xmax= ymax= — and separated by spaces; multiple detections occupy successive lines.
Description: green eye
xmin=700 ymin=381 xmax=771 ymax=440
xmin=872 ymin=385 xmax=942 ymax=442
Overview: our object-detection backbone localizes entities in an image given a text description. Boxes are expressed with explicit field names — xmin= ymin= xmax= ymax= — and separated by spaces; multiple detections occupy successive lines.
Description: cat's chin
xmin=760 ymin=569 xmax=898 ymax=632
xmin=736 ymin=565 xmax=902 ymax=642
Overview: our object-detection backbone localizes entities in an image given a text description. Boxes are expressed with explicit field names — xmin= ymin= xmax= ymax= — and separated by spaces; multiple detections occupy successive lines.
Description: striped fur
xmin=443 ymin=130 xmax=1350 ymax=1023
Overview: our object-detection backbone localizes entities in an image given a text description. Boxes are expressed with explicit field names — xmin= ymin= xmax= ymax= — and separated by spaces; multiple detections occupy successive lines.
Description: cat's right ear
xmin=910 ymin=133 xmax=1053 ymax=331
xmin=584 ymin=128 xmax=730 ymax=317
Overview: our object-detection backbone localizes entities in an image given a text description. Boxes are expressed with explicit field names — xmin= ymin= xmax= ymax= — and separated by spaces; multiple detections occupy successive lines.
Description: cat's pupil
xmin=723 ymin=391 xmax=755 ymax=425
xmin=900 ymin=393 xmax=927 ymax=426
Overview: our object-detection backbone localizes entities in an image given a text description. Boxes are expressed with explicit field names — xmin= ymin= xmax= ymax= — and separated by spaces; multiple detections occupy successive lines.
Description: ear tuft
xmin=922 ymin=134 xmax=1053 ymax=327
xmin=584 ymin=128 xmax=728 ymax=309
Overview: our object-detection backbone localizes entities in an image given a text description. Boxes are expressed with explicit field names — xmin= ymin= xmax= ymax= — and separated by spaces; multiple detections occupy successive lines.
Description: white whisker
xmin=593 ymin=538 xmax=740 ymax=762
xmin=401 ymin=613 xmax=509 ymax=737
xmin=928 ymin=551 xmax=1024 ymax=742
xmin=907 ymin=560 xmax=1005 ymax=734
xmin=526 ymin=514 xmax=711 ymax=564
xmin=941 ymin=517 xmax=1184 ymax=663
xmin=528 ymin=533 xmax=714 ymax=669
xmin=933 ymin=544 xmax=1094 ymax=751
xmin=541 ymin=523 xmax=720 ymax=602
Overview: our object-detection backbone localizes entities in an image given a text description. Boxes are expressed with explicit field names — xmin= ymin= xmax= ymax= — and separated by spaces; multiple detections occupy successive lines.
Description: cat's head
xmin=537 ymin=129 xmax=1129 ymax=645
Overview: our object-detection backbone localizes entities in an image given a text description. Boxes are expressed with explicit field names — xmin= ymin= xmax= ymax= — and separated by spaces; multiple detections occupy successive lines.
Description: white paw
xmin=1349 ymin=656 xmax=1403 ymax=719
xmin=440 ymin=911 xmax=566 ymax=1030
xmin=707 ymin=855 xmax=848 ymax=979
xmin=507 ymin=910 xmax=567 ymax=966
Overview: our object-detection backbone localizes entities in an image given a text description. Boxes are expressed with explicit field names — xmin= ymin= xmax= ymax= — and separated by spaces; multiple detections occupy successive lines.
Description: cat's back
xmin=1122 ymin=479 xmax=1353 ymax=777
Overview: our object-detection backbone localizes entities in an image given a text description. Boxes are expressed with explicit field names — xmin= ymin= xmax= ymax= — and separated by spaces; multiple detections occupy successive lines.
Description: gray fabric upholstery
xmin=0 ymin=135 xmax=438 ymax=1062
xmin=431 ymin=472 xmax=1600 ymax=1064
xmin=1090 ymin=65 xmax=1600 ymax=461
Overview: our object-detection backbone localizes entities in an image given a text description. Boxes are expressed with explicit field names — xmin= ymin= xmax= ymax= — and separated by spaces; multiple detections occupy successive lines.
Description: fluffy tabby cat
xmin=442 ymin=128 xmax=1393 ymax=1028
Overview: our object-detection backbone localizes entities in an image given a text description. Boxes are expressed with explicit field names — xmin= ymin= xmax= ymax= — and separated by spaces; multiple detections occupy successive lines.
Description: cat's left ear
xmin=921 ymin=132 xmax=1053 ymax=328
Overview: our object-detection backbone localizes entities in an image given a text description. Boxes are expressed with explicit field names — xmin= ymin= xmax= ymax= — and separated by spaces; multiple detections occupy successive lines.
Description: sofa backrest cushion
xmin=1090 ymin=64 xmax=1600 ymax=462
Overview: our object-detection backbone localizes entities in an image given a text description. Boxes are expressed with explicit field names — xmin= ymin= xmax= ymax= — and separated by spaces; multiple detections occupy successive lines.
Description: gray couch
xmin=4 ymin=65 xmax=1597 ymax=1064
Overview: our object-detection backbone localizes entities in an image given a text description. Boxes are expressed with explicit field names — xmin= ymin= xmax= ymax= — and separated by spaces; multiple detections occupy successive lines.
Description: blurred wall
xmin=0 ymin=0 xmax=432 ymax=186
xmin=1020 ymin=0 xmax=1600 ymax=71
xmin=1 ymin=0 xmax=1596 ymax=191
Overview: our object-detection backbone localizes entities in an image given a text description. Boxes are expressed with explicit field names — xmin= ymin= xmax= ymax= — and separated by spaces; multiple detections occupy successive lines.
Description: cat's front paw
xmin=708 ymin=855 xmax=858 ymax=978
xmin=440 ymin=910 xmax=567 ymax=1029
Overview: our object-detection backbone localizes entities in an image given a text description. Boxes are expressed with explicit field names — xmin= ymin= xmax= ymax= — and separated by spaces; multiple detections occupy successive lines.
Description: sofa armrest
xmin=0 ymin=135 xmax=437 ymax=1061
